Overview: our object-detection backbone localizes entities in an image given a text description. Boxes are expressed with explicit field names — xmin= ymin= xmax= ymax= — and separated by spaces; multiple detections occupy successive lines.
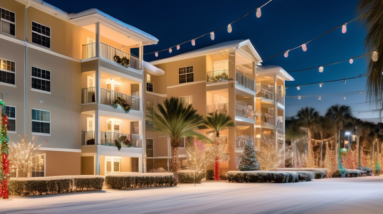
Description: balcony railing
xmin=276 ymin=94 xmax=285 ymax=105
xmin=206 ymin=70 xmax=229 ymax=83
xmin=82 ymin=42 xmax=142 ymax=70
xmin=207 ymin=103 xmax=228 ymax=115
xmin=235 ymin=135 xmax=251 ymax=149
xmin=236 ymin=72 xmax=254 ymax=91
xmin=256 ymin=113 xmax=274 ymax=126
xmin=256 ymin=86 xmax=274 ymax=100
xmin=235 ymin=104 xmax=255 ymax=119
xmin=81 ymin=131 xmax=142 ymax=148
xmin=277 ymin=120 xmax=284 ymax=130
xmin=81 ymin=88 xmax=140 ymax=111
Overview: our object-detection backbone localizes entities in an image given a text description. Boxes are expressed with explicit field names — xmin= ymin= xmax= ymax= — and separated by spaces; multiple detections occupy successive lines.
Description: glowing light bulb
xmin=318 ymin=96 xmax=321 ymax=100
xmin=343 ymin=79 xmax=346 ymax=84
xmin=227 ymin=24 xmax=232 ymax=33
xmin=297 ymin=86 xmax=300 ymax=90
xmin=342 ymin=24 xmax=347 ymax=34
xmin=302 ymin=43 xmax=307 ymax=52
xmin=210 ymin=32 xmax=215 ymax=40
xmin=298 ymin=96 xmax=301 ymax=100
xmin=349 ymin=58 xmax=353 ymax=64
xmin=319 ymin=83 xmax=323 ymax=87
xmin=169 ymin=48 xmax=172 ymax=53
xmin=344 ymin=96 xmax=346 ymax=100
xmin=191 ymin=39 xmax=195 ymax=46
xmin=177 ymin=45 xmax=180 ymax=50
xmin=284 ymin=50 xmax=289 ymax=58
xmin=372 ymin=51 xmax=378 ymax=62
xmin=256 ymin=8 xmax=262 ymax=18
xmin=319 ymin=66 xmax=324 ymax=73
xmin=155 ymin=52 xmax=158 ymax=57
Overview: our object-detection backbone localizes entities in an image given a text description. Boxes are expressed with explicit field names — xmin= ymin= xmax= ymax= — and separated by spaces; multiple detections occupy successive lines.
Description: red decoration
xmin=214 ymin=156 xmax=220 ymax=181
xmin=2 ymin=115 xmax=7 ymax=126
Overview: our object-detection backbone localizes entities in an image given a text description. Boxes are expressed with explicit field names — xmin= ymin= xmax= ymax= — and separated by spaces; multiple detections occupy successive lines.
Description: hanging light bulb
xmin=298 ymin=96 xmax=301 ymax=100
xmin=349 ymin=58 xmax=354 ymax=64
xmin=372 ymin=51 xmax=379 ymax=62
xmin=155 ymin=52 xmax=158 ymax=57
xmin=344 ymin=96 xmax=346 ymax=100
xmin=343 ymin=79 xmax=346 ymax=84
xmin=227 ymin=24 xmax=232 ymax=33
xmin=319 ymin=66 xmax=324 ymax=73
xmin=191 ymin=39 xmax=196 ymax=46
xmin=359 ymin=91 xmax=363 ymax=95
xmin=256 ymin=8 xmax=262 ymax=18
xmin=297 ymin=86 xmax=300 ymax=90
xmin=169 ymin=48 xmax=172 ymax=53
xmin=342 ymin=23 xmax=347 ymax=34
xmin=177 ymin=45 xmax=180 ymax=50
xmin=284 ymin=50 xmax=289 ymax=58
xmin=319 ymin=83 xmax=323 ymax=87
xmin=210 ymin=32 xmax=215 ymax=40
xmin=318 ymin=96 xmax=321 ymax=100
xmin=301 ymin=43 xmax=307 ymax=52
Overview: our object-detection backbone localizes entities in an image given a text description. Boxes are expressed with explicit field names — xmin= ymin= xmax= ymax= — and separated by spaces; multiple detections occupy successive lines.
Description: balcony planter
xmin=113 ymin=55 xmax=130 ymax=68
xmin=113 ymin=97 xmax=131 ymax=113
xmin=86 ymin=139 xmax=95 ymax=145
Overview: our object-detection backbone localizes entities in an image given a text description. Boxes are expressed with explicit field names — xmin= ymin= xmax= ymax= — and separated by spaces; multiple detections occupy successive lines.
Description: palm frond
xmin=204 ymin=112 xmax=234 ymax=137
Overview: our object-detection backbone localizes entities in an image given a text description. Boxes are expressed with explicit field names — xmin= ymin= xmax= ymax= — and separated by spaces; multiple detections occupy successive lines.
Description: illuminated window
xmin=0 ymin=59 xmax=15 ymax=85
xmin=32 ymin=154 xmax=45 ymax=177
xmin=105 ymin=157 xmax=121 ymax=174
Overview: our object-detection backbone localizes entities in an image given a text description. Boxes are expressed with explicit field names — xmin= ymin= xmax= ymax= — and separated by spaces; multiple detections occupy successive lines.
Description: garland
xmin=112 ymin=97 xmax=131 ymax=113
xmin=0 ymin=101 xmax=9 ymax=199
xmin=113 ymin=55 xmax=130 ymax=68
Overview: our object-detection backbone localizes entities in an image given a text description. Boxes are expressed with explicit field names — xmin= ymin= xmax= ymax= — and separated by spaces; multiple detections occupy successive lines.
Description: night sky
xmin=45 ymin=0 xmax=376 ymax=120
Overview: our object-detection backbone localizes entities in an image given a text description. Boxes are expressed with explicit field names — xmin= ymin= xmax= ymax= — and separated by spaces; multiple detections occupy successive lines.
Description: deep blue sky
xmin=46 ymin=0 xmax=376 ymax=120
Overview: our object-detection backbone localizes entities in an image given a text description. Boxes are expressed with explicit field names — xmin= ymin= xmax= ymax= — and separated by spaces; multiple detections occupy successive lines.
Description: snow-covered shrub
xmin=73 ymin=176 xmax=104 ymax=191
xmin=358 ymin=167 xmax=372 ymax=176
xmin=206 ymin=169 xmax=214 ymax=180
xmin=226 ymin=171 xmax=306 ymax=183
xmin=239 ymin=139 xmax=259 ymax=171
xmin=296 ymin=171 xmax=315 ymax=181
xmin=104 ymin=173 xmax=176 ymax=189
xmin=276 ymin=168 xmax=327 ymax=179
xmin=177 ymin=170 xmax=204 ymax=183
xmin=332 ymin=169 xmax=366 ymax=177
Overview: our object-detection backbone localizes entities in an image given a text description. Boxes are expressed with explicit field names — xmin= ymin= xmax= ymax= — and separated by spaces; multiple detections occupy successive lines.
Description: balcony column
xmin=95 ymin=22 xmax=101 ymax=103
xmin=228 ymin=51 xmax=237 ymax=170
xmin=139 ymin=41 xmax=143 ymax=70
xmin=95 ymin=111 xmax=100 ymax=175
xmin=273 ymin=74 xmax=279 ymax=157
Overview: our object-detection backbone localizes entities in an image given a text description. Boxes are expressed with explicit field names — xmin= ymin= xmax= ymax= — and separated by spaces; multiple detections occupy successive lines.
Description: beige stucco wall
xmin=0 ymin=0 xmax=25 ymax=40
xmin=81 ymin=156 xmax=94 ymax=175
xmin=35 ymin=151 xmax=81 ymax=176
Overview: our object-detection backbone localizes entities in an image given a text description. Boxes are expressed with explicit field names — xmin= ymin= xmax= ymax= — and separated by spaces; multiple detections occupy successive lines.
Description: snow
xmin=2 ymin=176 xmax=383 ymax=213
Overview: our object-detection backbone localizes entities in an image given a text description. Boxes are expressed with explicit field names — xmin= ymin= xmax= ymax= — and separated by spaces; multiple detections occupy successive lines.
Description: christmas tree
xmin=239 ymin=139 xmax=259 ymax=171
xmin=0 ymin=100 xmax=9 ymax=199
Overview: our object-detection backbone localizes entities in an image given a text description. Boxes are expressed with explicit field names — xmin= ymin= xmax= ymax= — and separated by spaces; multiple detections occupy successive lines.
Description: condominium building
xmin=145 ymin=40 xmax=294 ymax=175
xmin=0 ymin=0 xmax=161 ymax=176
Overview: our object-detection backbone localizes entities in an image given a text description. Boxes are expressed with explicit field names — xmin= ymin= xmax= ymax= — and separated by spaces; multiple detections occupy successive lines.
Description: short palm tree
xmin=357 ymin=0 xmax=383 ymax=104
xmin=296 ymin=107 xmax=319 ymax=167
xmin=204 ymin=112 xmax=234 ymax=180
xmin=151 ymin=97 xmax=208 ymax=172
xmin=325 ymin=105 xmax=352 ymax=170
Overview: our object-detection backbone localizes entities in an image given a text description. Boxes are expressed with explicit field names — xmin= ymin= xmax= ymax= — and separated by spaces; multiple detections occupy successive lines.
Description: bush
xmin=332 ymin=169 xmax=365 ymax=177
xmin=226 ymin=171 xmax=306 ymax=183
xmin=358 ymin=167 xmax=372 ymax=176
xmin=206 ymin=170 xmax=214 ymax=180
xmin=105 ymin=173 xmax=177 ymax=189
xmin=177 ymin=170 xmax=204 ymax=183
xmin=276 ymin=168 xmax=327 ymax=179
xmin=74 ymin=177 xmax=104 ymax=191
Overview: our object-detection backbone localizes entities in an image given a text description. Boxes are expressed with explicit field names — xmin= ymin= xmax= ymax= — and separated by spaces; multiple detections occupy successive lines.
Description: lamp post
xmin=345 ymin=131 xmax=351 ymax=150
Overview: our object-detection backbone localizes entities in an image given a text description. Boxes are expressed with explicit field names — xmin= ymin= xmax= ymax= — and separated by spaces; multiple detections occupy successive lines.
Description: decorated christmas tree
xmin=239 ymin=139 xmax=259 ymax=171
xmin=0 ymin=100 xmax=9 ymax=199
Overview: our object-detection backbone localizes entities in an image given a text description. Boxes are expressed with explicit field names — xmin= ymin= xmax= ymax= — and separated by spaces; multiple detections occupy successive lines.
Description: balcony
xmin=257 ymin=113 xmax=274 ymax=126
xmin=236 ymin=72 xmax=254 ymax=91
xmin=81 ymin=87 xmax=140 ymax=111
xmin=277 ymin=120 xmax=284 ymax=131
xmin=276 ymin=94 xmax=285 ymax=105
xmin=256 ymin=86 xmax=274 ymax=100
xmin=235 ymin=104 xmax=255 ymax=119
xmin=82 ymin=42 xmax=142 ymax=70
xmin=207 ymin=103 xmax=228 ymax=115
xmin=235 ymin=135 xmax=251 ymax=149
xmin=81 ymin=131 xmax=142 ymax=148
xmin=206 ymin=70 xmax=229 ymax=83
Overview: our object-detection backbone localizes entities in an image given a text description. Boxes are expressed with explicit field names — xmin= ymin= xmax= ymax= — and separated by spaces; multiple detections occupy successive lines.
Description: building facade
xmin=0 ymin=0 xmax=160 ymax=176
xmin=145 ymin=40 xmax=294 ymax=175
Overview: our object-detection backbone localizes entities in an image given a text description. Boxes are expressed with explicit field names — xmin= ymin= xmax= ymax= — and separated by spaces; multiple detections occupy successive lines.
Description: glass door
xmin=105 ymin=157 xmax=121 ymax=174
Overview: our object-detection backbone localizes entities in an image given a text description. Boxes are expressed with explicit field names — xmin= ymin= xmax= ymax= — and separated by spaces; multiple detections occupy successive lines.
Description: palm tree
xmin=204 ymin=112 xmax=234 ymax=180
xmin=152 ymin=97 xmax=208 ymax=172
xmin=325 ymin=105 xmax=352 ymax=170
xmin=285 ymin=118 xmax=307 ymax=168
xmin=357 ymin=1 xmax=383 ymax=104
xmin=296 ymin=107 xmax=319 ymax=167
xmin=313 ymin=116 xmax=335 ymax=167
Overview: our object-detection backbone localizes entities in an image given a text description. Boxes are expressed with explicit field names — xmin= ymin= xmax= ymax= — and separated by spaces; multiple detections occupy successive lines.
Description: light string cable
xmin=286 ymin=90 xmax=365 ymax=98
xmin=144 ymin=0 xmax=273 ymax=56
xmin=286 ymin=73 xmax=366 ymax=88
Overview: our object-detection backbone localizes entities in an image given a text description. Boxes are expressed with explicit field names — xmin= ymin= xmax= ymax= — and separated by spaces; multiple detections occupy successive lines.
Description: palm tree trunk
xmin=357 ymin=136 xmax=361 ymax=168
xmin=171 ymin=146 xmax=180 ymax=172
xmin=307 ymin=130 xmax=312 ymax=167
xmin=293 ymin=140 xmax=297 ymax=168
xmin=214 ymin=136 xmax=220 ymax=181
xmin=320 ymin=140 xmax=323 ymax=168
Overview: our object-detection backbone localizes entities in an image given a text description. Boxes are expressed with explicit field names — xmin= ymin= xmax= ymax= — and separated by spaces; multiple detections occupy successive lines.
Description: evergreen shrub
xmin=105 ymin=173 xmax=177 ymax=189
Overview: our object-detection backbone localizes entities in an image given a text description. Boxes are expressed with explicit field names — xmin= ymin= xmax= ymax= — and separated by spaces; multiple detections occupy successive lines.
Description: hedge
xmin=332 ymin=169 xmax=366 ymax=178
xmin=226 ymin=171 xmax=312 ymax=183
xmin=177 ymin=170 xmax=204 ymax=183
xmin=276 ymin=168 xmax=327 ymax=179
xmin=9 ymin=176 xmax=105 ymax=196
xmin=357 ymin=167 xmax=372 ymax=176
xmin=104 ymin=173 xmax=177 ymax=189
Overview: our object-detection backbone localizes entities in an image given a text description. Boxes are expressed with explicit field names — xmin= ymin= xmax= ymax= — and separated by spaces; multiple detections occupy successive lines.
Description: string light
xmin=319 ymin=66 xmax=324 ymax=73
xmin=210 ymin=32 xmax=215 ymax=40
xmin=155 ymin=52 xmax=158 ymax=57
xmin=169 ymin=48 xmax=172 ymax=53
xmin=343 ymin=79 xmax=346 ymax=84
xmin=297 ymin=86 xmax=300 ymax=90
xmin=342 ymin=24 xmax=347 ymax=34
xmin=191 ymin=39 xmax=196 ymax=46
xmin=227 ymin=24 xmax=232 ymax=33
xmin=344 ymin=96 xmax=346 ymax=100
xmin=318 ymin=96 xmax=321 ymax=100
xmin=286 ymin=74 xmax=365 ymax=89
xmin=372 ymin=51 xmax=379 ymax=62
xmin=349 ymin=58 xmax=353 ymax=64
xmin=319 ymin=83 xmax=323 ymax=87
xmin=284 ymin=50 xmax=289 ymax=58
xmin=301 ymin=44 xmax=307 ymax=52
xmin=298 ymin=96 xmax=301 ymax=100
xmin=256 ymin=8 xmax=262 ymax=18
xmin=177 ymin=45 xmax=180 ymax=50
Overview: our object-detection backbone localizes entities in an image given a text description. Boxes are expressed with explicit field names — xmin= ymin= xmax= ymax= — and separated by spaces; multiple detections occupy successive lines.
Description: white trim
xmin=31 ymin=88 xmax=51 ymax=95
xmin=167 ymin=80 xmax=206 ymax=89
xmin=38 ymin=147 xmax=81 ymax=153
xmin=0 ymin=33 xmax=24 ymax=45
xmin=206 ymin=81 xmax=230 ymax=86
xmin=145 ymin=91 xmax=167 ymax=98
xmin=0 ymin=82 xmax=16 ymax=88
xmin=235 ymin=116 xmax=255 ymax=124
xmin=81 ymin=57 xmax=98 ymax=63
xmin=277 ymin=102 xmax=285 ymax=110
xmin=235 ymin=84 xmax=256 ymax=96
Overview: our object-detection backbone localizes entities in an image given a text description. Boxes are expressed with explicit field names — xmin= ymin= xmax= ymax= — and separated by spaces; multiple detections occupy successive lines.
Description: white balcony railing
xmin=81 ymin=131 xmax=142 ymax=148
xmin=236 ymin=72 xmax=255 ymax=91
xmin=235 ymin=104 xmax=255 ymax=119
xmin=207 ymin=103 xmax=228 ymax=115
xmin=207 ymin=70 xmax=229 ymax=83
xmin=256 ymin=86 xmax=274 ymax=100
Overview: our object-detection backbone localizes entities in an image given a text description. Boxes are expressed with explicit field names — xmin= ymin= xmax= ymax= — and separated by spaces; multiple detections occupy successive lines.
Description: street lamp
xmin=345 ymin=131 xmax=351 ymax=150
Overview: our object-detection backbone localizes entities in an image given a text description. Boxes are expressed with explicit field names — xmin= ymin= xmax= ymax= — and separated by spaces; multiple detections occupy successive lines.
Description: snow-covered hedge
xmin=332 ymin=169 xmax=366 ymax=177
xmin=296 ymin=171 xmax=316 ymax=181
xmin=357 ymin=167 xmax=372 ymax=176
xmin=226 ymin=171 xmax=313 ymax=183
xmin=9 ymin=176 xmax=104 ymax=196
xmin=276 ymin=168 xmax=327 ymax=179
xmin=177 ymin=170 xmax=204 ymax=183
xmin=105 ymin=173 xmax=177 ymax=189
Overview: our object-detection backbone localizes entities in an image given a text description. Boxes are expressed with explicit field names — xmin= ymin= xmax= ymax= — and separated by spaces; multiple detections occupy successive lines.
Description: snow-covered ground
xmin=1 ymin=176 xmax=383 ymax=214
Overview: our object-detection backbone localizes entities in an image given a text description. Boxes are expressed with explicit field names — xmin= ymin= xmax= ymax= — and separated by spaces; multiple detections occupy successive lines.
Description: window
xmin=0 ymin=8 xmax=15 ymax=36
xmin=146 ymin=139 xmax=153 ymax=157
xmin=32 ymin=67 xmax=51 ymax=92
xmin=146 ymin=74 xmax=153 ymax=92
xmin=0 ymin=59 xmax=15 ymax=85
xmin=105 ymin=157 xmax=121 ymax=174
xmin=32 ymin=21 xmax=50 ymax=48
xmin=32 ymin=109 xmax=50 ymax=134
xmin=180 ymin=96 xmax=193 ymax=106
xmin=179 ymin=66 xmax=193 ymax=84
xmin=4 ymin=106 xmax=15 ymax=132
xmin=32 ymin=154 xmax=45 ymax=177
